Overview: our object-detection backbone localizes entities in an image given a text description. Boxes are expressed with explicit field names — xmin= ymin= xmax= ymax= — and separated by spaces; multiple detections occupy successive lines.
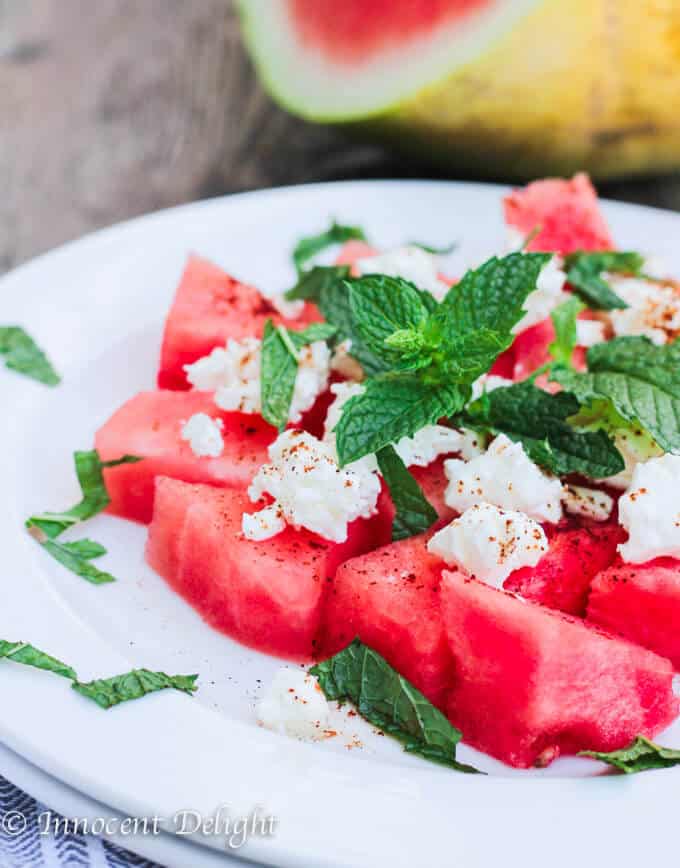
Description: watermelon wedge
xmin=157 ymin=255 xmax=320 ymax=390
xmin=587 ymin=559 xmax=680 ymax=670
xmin=146 ymin=478 xmax=390 ymax=658
xmin=504 ymin=174 xmax=614 ymax=254
xmin=441 ymin=569 xmax=678 ymax=768
xmin=96 ymin=390 xmax=277 ymax=523
xmin=504 ymin=524 xmax=625 ymax=616
xmin=320 ymin=534 xmax=452 ymax=706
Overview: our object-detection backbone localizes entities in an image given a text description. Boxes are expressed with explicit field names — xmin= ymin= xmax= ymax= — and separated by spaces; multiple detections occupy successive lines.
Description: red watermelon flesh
xmin=157 ymin=255 xmax=321 ymax=390
xmin=320 ymin=534 xmax=452 ymax=706
xmin=503 ymin=173 xmax=614 ymax=255
xmin=587 ymin=558 xmax=680 ymax=670
xmin=96 ymin=390 xmax=277 ymax=523
xmin=441 ymin=569 xmax=678 ymax=768
xmin=511 ymin=316 xmax=589 ymax=381
xmin=146 ymin=478 xmax=390 ymax=659
xmin=504 ymin=524 xmax=625 ymax=616
xmin=334 ymin=240 xmax=378 ymax=267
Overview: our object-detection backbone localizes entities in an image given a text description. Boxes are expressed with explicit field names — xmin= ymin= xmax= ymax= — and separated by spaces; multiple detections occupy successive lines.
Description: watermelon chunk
xmin=504 ymin=524 xmax=625 ymax=616
xmin=441 ymin=569 xmax=678 ymax=768
xmin=320 ymin=534 xmax=452 ymax=706
xmin=96 ymin=390 xmax=277 ymax=523
xmin=587 ymin=558 xmax=680 ymax=670
xmin=504 ymin=173 xmax=614 ymax=255
xmin=157 ymin=255 xmax=320 ymax=389
xmin=146 ymin=478 xmax=390 ymax=659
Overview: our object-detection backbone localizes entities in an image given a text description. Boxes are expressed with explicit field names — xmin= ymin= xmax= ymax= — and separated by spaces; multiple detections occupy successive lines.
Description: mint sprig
xmin=293 ymin=221 xmax=367 ymax=273
xmin=459 ymin=381 xmax=625 ymax=478
xmin=565 ymin=251 xmax=644 ymax=310
xmin=376 ymin=446 xmax=438 ymax=540
xmin=0 ymin=326 xmax=60 ymax=386
xmin=580 ymin=736 xmax=680 ymax=774
xmin=553 ymin=336 xmax=680 ymax=453
xmin=310 ymin=639 xmax=480 ymax=773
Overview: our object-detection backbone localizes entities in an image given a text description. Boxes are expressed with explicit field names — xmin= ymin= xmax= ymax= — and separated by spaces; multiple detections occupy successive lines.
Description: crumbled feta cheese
xmin=642 ymin=256 xmax=669 ymax=281
xmin=562 ymin=485 xmax=614 ymax=522
xmin=323 ymin=381 xmax=476 ymax=470
xmin=243 ymin=430 xmax=380 ymax=543
xmin=575 ymin=319 xmax=606 ymax=348
xmin=180 ymin=413 xmax=224 ymax=458
xmin=427 ymin=503 xmax=548 ymax=587
xmin=356 ymin=245 xmax=450 ymax=301
xmin=241 ymin=504 xmax=286 ymax=542
xmin=443 ymin=434 xmax=563 ymax=523
xmin=513 ymin=255 xmax=569 ymax=334
xmin=607 ymin=276 xmax=680 ymax=345
xmin=186 ymin=336 xmax=331 ymax=423
xmin=256 ymin=668 xmax=330 ymax=741
xmin=330 ymin=339 xmax=364 ymax=382
xmin=471 ymin=373 xmax=513 ymax=401
xmin=601 ymin=427 xmax=664 ymax=490
xmin=618 ymin=453 xmax=680 ymax=564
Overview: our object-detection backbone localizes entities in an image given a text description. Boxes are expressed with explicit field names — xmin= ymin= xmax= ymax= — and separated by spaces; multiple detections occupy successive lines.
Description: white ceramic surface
xmin=1 ymin=181 xmax=679 ymax=868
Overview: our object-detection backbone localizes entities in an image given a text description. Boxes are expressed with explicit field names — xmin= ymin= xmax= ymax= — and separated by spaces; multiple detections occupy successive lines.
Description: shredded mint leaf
xmin=439 ymin=252 xmax=551 ymax=336
xmin=461 ymin=380 xmax=624 ymax=478
xmin=408 ymin=240 xmax=457 ymax=255
xmin=335 ymin=374 xmax=468 ymax=466
xmin=289 ymin=321 xmax=338 ymax=348
xmin=549 ymin=296 xmax=586 ymax=367
xmin=0 ymin=640 xmax=76 ymax=680
xmin=73 ymin=669 xmax=198 ymax=709
xmin=553 ymin=336 xmax=680 ymax=453
xmin=580 ymin=736 xmax=680 ymax=774
xmin=565 ymin=251 xmax=644 ymax=310
xmin=293 ymin=221 xmax=367 ymax=273
xmin=284 ymin=265 xmax=350 ymax=302
xmin=310 ymin=639 xmax=480 ymax=773
xmin=0 ymin=326 xmax=60 ymax=386
xmin=376 ymin=446 xmax=438 ymax=541
xmin=42 ymin=538 xmax=116 ymax=585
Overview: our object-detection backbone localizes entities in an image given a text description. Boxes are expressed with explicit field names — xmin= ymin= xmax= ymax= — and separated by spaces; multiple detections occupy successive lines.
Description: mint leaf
xmin=553 ymin=337 xmax=680 ymax=453
xmin=0 ymin=326 xmax=60 ymax=386
xmin=409 ymin=240 xmax=457 ymax=255
xmin=435 ymin=329 xmax=511 ymax=384
xmin=42 ymin=538 xmax=116 ymax=585
xmin=293 ymin=221 xmax=366 ymax=273
xmin=461 ymin=381 xmax=624 ymax=478
xmin=549 ymin=296 xmax=585 ymax=366
xmin=73 ymin=669 xmax=198 ymax=709
xmin=0 ymin=640 xmax=76 ymax=680
xmin=580 ymin=736 xmax=680 ymax=774
xmin=348 ymin=275 xmax=429 ymax=364
xmin=335 ymin=374 xmax=468 ymax=466
xmin=260 ymin=320 xmax=301 ymax=431
xmin=289 ymin=321 xmax=337 ymax=348
xmin=285 ymin=265 xmax=350 ymax=303
xmin=440 ymin=252 xmax=551 ymax=335
xmin=310 ymin=639 xmax=480 ymax=773
xmin=376 ymin=446 xmax=438 ymax=541
xmin=57 ymin=539 xmax=107 ymax=559
xmin=565 ymin=251 xmax=643 ymax=310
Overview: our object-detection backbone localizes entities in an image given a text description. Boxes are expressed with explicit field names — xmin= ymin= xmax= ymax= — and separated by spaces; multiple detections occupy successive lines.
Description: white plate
xmin=1 ymin=181 xmax=680 ymax=868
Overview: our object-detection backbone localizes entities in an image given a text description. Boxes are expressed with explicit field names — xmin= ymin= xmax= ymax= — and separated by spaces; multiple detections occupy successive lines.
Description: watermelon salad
xmin=15 ymin=174 xmax=680 ymax=775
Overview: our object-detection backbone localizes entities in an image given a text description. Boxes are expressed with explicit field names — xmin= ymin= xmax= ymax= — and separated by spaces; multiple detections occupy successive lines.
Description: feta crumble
xmin=443 ymin=434 xmax=563 ymax=524
xmin=607 ymin=275 xmax=680 ymax=345
xmin=513 ymin=255 xmax=569 ymax=334
xmin=562 ymin=484 xmax=614 ymax=522
xmin=185 ymin=336 xmax=331 ymax=424
xmin=243 ymin=430 xmax=380 ymax=543
xmin=427 ymin=503 xmax=548 ymax=587
xmin=180 ymin=413 xmax=224 ymax=458
xmin=575 ymin=319 xmax=606 ymax=348
xmin=256 ymin=668 xmax=330 ymax=741
xmin=356 ymin=245 xmax=450 ymax=301
xmin=618 ymin=453 xmax=680 ymax=564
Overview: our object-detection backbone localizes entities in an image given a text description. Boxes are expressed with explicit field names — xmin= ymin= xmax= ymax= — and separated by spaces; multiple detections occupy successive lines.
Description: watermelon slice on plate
xmin=505 ymin=523 xmax=625 ymax=616
xmin=319 ymin=533 xmax=452 ymax=707
xmin=146 ymin=478 xmax=391 ymax=659
xmin=441 ymin=569 xmax=678 ymax=768
xmin=157 ymin=255 xmax=320 ymax=390
xmin=96 ymin=390 xmax=277 ymax=523
xmin=587 ymin=558 xmax=680 ymax=670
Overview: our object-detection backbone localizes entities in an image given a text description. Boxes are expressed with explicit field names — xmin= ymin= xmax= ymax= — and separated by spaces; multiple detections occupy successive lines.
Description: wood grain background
xmin=2 ymin=0 xmax=679 ymax=273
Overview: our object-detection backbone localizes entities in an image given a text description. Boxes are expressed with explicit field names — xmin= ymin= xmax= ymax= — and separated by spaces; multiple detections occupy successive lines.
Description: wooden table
xmin=2 ymin=0 xmax=680 ymax=273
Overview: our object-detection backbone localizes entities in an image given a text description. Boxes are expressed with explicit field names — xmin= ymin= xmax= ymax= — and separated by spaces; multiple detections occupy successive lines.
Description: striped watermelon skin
xmin=587 ymin=558 xmax=680 ymax=670
xmin=441 ymin=569 xmax=678 ymax=768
